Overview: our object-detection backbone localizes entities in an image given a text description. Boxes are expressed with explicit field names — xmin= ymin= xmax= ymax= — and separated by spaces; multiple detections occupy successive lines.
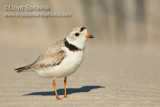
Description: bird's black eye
xmin=75 ymin=33 xmax=79 ymax=36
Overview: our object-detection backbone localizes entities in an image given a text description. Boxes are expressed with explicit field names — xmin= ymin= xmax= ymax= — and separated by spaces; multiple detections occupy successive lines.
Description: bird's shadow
xmin=24 ymin=85 xmax=105 ymax=96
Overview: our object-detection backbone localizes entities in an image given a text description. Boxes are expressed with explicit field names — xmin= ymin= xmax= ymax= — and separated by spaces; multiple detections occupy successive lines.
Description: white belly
xmin=35 ymin=48 xmax=84 ymax=78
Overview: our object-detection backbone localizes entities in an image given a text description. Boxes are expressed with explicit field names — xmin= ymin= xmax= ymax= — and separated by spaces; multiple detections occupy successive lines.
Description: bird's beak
xmin=85 ymin=34 xmax=94 ymax=38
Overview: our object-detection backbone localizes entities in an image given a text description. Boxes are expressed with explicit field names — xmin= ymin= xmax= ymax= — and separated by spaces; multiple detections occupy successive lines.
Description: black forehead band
xmin=80 ymin=27 xmax=86 ymax=32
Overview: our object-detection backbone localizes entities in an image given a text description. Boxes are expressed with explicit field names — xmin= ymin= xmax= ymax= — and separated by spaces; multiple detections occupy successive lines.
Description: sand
xmin=1 ymin=45 xmax=160 ymax=107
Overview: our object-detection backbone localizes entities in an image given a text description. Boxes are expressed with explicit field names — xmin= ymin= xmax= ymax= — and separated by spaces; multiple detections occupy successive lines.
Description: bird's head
xmin=66 ymin=27 xmax=94 ymax=49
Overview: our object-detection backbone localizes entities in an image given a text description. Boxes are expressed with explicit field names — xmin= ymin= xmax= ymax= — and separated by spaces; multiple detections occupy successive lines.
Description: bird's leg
xmin=64 ymin=77 xmax=67 ymax=98
xmin=52 ymin=80 xmax=62 ymax=100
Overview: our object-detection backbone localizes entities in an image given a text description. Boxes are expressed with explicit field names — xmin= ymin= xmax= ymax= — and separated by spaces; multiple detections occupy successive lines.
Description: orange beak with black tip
xmin=85 ymin=34 xmax=94 ymax=38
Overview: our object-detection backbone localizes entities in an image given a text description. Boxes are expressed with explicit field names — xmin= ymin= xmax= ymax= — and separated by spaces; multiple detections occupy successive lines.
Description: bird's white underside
xmin=35 ymin=46 xmax=84 ymax=78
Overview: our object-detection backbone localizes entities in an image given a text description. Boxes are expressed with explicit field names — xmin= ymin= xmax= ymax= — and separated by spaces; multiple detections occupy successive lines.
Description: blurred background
xmin=1 ymin=0 xmax=160 ymax=48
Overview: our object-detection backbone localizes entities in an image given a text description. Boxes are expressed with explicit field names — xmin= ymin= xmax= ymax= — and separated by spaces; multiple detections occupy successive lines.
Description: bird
xmin=15 ymin=26 xmax=94 ymax=100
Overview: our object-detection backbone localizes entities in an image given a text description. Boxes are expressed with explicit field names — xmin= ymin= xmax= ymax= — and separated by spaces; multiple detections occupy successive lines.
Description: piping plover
xmin=15 ymin=27 xmax=94 ymax=100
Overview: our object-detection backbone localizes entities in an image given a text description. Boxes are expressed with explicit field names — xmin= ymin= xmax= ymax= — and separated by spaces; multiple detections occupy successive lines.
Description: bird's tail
xmin=15 ymin=64 xmax=32 ymax=73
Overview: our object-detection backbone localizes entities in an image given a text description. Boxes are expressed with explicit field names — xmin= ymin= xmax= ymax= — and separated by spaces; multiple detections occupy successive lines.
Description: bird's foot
xmin=64 ymin=95 xmax=67 ymax=98
xmin=56 ymin=96 xmax=63 ymax=100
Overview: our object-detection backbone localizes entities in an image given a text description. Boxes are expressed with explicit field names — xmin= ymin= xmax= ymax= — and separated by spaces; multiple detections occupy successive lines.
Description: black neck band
xmin=64 ymin=38 xmax=81 ymax=52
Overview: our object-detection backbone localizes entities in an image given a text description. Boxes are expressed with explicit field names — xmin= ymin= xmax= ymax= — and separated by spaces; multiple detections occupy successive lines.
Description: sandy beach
xmin=1 ymin=44 xmax=160 ymax=107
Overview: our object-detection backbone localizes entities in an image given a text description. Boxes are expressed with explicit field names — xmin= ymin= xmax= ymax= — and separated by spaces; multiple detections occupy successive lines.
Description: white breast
xmin=36 ymin=47 xmax=84 ymax=78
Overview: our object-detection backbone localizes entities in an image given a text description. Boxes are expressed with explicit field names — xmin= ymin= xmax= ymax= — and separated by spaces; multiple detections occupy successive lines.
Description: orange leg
xmin=64 ymin=77 xmax=67 ymax=98
xmin=52 ymin=80 xmax=62 ymax=100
